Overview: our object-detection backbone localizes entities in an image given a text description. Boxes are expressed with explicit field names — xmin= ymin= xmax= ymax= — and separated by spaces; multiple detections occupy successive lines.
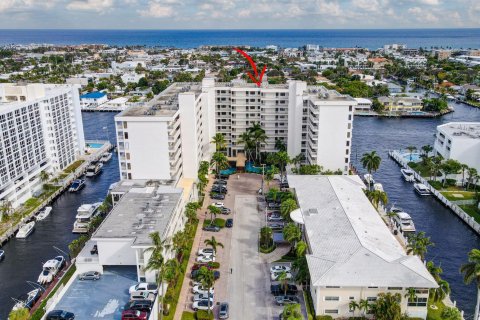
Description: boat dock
xmin=388 ymin=150 xmax=480 ymax=235
xmin=0 ymin=141 xmax=113 ymax=247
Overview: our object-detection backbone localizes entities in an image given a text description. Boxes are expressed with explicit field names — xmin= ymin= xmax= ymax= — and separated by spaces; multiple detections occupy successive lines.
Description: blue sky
xmin=0 ymin=0 xmax=478 ymax=29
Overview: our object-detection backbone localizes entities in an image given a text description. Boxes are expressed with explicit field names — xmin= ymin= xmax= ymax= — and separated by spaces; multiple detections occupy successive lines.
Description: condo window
xmin=388 ymin=287 xmax=402 ymax=290
xmin=324 ymin=296 xmax=340 ymax=301
xmin=324 ymin=310 xmax=338 ymax=314
xmin=367 ymin=297 xmax=377 ymax=302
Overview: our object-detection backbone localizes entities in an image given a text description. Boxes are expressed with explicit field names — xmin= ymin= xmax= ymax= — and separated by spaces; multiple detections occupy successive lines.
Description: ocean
xmin=0 ymin=29 xmax=479 ymax=49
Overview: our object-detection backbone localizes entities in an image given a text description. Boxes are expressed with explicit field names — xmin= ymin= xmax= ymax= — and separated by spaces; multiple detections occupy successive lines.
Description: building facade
xmin=115 ymin=78 xmax=356 ymax=182
xmin=288 ymin=175 xmax=438 ymax=319
xmin=0 ymin=83 xmax=85 ymax=208
xmin=434 ymin=122 xmax=480 ymax=172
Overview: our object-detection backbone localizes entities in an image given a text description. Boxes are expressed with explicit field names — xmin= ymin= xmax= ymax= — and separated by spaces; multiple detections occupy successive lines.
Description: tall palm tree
xmin=248 ymin=123 xmax=267 ymax=163
xmin=211 ymin=133 xmax=226 ymax=151
xmin=161 ymin=258 xmax=180 ymax=286
xmin=277 ymin=271 xmax=290 ymax=296
xmin=172 ymin=230 xmax=188 ymax=262
xmin=210 ymin=151 xmax=229 ymax=174
xmin=204 ymin=236 xmax=224 ymax=253
xmin=431 ymin=279 xmax=450 ymax=302
xmin=406 ymin=231 xmax=434 ymax=261
xmin=404 ymin=287 xmax=417 ymax=305
xmin=281 ymin=303 xmax=302 ymax=320
xmin=421 ymin=144 xmax=433 ymax=159
xmin=260 ymin=226 xmax=273 ymax=248
xmin=207 ymin=205 xmax=221 ymax=226
xmin=426 ymin=260 xmax=443 ymax=282
xmin=283 ymin=223 xmax=302 ymax=248
xmin=197 ymin=266 xmax=216 ymax=315
xmin=359 ymin=299 xmax=370 ymax=316
xmin=280 ymin=199 xmax=298 ymax=221
xmin=292 ymin=255 xmax=309 ymax=284
xmin=361 ymin=151 xmax=381 ymax=189
xmin=237 ymin=131 xmax=254 ymax=162
xmin=145 ymin=251 xmax=165 ymax=318
xmin=295 ymin=240 xmax=308 ymax=257
xmin=349 ymin=300 xmax=359 ymax=317
xmin=460 ymin=248 xmax=480 ymax=320
xmin=460 ymin=164 xmax=469 ymax=188
xmin=467 ymin=167 xmax=478 ymax=190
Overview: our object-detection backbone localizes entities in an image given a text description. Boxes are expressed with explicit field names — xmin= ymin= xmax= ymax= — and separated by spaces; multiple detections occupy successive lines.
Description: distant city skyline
xmin=0 ymin=0 xmax=479 ymax=29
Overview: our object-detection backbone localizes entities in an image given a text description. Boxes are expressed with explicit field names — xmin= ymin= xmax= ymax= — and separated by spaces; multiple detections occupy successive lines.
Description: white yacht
xmin=69 ymin=179 xmax=85 ymax=192
xmin=85 ymin=161 xmax=102 ymax=177
xmin=72 ymin=202 xmax=102 ymax=233
xmin=400 ymin=168 xmax=415 ymax=182
xmin=373 ymin=183 xmax=384 ymax=192
xmin=414 ymin=183 xmax=431 ymax=196
xmin=11 ymin=288 xmax=42 ymax=310
xmin=37 ymin=258 xmax=61 ymax=284
xmin=100 ymin=152 xmax=112 ymax=163
xmin=363 ymin=173 xmax=375 ymax=186
xmin=391 ymin=208 xmax=416 ymax=235
xmin=16 ymin=221 xmax=35 ymax=239
xmin=36 ymin=206 xmax=52 ymax=221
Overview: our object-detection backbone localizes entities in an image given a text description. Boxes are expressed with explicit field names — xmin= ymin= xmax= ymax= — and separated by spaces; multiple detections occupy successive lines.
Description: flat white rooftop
xmin=288 ymin=175 xmax=437 ymax=288
xmin=437 ymin=122 xmax=480 ymax=140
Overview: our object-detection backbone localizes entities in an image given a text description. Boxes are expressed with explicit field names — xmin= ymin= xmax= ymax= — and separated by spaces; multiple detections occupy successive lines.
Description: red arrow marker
xmin=234 ymin=47 xmax=267 ymax=87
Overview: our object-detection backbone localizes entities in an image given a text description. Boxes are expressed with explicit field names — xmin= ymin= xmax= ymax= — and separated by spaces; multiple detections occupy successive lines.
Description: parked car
xmin=271 ymin=284 xmax=298 ymax=296
xmin=210 ymin=193 xmax=225 ymax=200
xmin=129 ymin=283 xmax=158 ymax=295
xmin=130 ymin=291 xmax=156 ymax=302
xmin=191 ymin=263 xmax=213 ymax=271
xmin=274 ymin=295 xmax=300 ymax=306
xmin=191 ymin=269 xmax=219 ymax=281
xmin=124 ymin=300 xmax=153 ymax=313
xmin=192 ymin=285 xmax=214 ymax=295
xmin=225 ymin=218 xmax=233 ymax=228
xmin=219 ymin=302 xmax=229 ymax=319
xmin=203 ymin=225 xmax=220 ymax=232
xmin=121 ymin=310 xmax=148 ymax=320
xmin=214 ymin=180 xmax=227 ymax=185
xmin=212 ymin=202 xmax=224 ymax=208
xmin=268 ymin=223 xmax=284 ymax=230
xmin=271 ymin=271 xmax=292 ymax=281
xmin=270 ymin=265 xmax=291 ymax=273
xmin=193 ymin=292 xmax=214 ymax=302
xmin=196 ymin=255 xmax=215 ymax=263
xmin=46 ymin=310 xmax=75 ymax=320
xmin=220 ymin=207 xmax=231 ymax=215
xmin=268 ymin=215 xmax=284 ymax=222
xmin=90 ymin=245 xmax=98 ymax=255
xmin=212 ymin=186 xmax=227 ymax=193
xmin=268 ymin=203 xmax=281 ymax=209
xmin=198 ymin=248 xmax=215 ymax=256
xmin=78 ymin=271 xmax=100 ymax=281
xmin=192 ymin=300 xmax=214 ymax=311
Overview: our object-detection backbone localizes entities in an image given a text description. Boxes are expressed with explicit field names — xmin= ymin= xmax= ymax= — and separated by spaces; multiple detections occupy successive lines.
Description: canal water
xmin=351 ymin=103 xmax=480 ymax=317
xmin=0 ymin=112 xmax=119 ymax=319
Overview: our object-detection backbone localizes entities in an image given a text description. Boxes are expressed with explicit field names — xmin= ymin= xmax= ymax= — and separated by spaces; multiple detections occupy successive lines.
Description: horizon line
xmin=0 ymin=27 xmax=479 ymax=31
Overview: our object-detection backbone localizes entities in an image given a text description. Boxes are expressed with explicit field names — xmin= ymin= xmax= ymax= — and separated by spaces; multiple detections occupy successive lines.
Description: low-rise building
xmin=104 ymin=97 xmax=129 ymax=110
xmin=353 ymin=98 xmax=372 ymax=113
xmin=378 ymin=96 xmax=423 ymax=113
xmin=288 ymin=175 xmax=438 ymax=319
xmin=121 ymin=73 xmax=145 ymax=84
xmin=433 ymin=122 xmax=480 ymax=172
xmin=80 ymin=91 xmax=108 ymax=109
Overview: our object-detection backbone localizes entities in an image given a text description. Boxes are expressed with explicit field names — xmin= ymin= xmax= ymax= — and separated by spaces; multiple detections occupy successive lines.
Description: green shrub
xmin=204 ymin=218 xmax=225 ymax=228
xmin=207 ymin=262 xmax=220 ymax=269
xmin=181 ymin=312 xmax=195 ymax=320
xmin=441 ymin=307 xmax=462 ymax=320
xmin=259 ymin=243 xmax=276 ymax=253
xmin=316 ymin=316 xmax=333 ymax=320
xmin=196 ymin=310 xmax=214 ymax=320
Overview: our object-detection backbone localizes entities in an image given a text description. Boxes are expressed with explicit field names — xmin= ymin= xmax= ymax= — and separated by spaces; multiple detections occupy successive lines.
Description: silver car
xmin=79 ymin=271 xmax=100 ymax=280
xmin=219 ymin=302 xmax=229 ymax=319
xmin=193 ymin=292 xmax=214 ymax=302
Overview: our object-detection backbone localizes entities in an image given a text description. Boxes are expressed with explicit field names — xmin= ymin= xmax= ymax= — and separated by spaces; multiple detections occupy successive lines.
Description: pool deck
xmin=53 ymin=266 xmax=137 ymax=320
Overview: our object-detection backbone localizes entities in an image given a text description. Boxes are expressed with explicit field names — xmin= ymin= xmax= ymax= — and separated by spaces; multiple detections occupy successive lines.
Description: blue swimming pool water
xmin=245 ymin=162 xmax=270 ymax=174
xmin=87 ymin=142 xmax=104 ymax=148
xmin=220 ymin=167 xmax=237 ymax=175
xmin=402 ymin=152 xmax=421 ymax=163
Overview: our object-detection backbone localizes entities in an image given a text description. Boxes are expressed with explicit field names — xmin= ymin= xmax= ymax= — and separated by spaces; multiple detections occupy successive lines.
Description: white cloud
xmin=0 ymin=0 xmax=57 ymax=12
xmin=138 ymin=2 xmax=174 ymax=18
xmin=66 ymin=0 xmax=114 ymax=12
xmin=418 ymin=0 xmax=440 ymax=5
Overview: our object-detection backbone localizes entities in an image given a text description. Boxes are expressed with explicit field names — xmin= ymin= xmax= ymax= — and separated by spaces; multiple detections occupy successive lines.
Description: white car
xmin=271 ymin=271 xmax=293 ymax=281
xmin=196 ymin=255 xmax=215 ymax=263
xmin=192 ymin=285 xmax=214 ymax=295
xmin=192 ymin=300 xmax=214 ymax=311
xmin=193 ymin=292 xmax=214 ymax=302
xmin=212 ymin=202 xmax=224 ymax=208
xmin=270 ymin=265 xmax=291 ymax=273
xmin=128 ymin=282 xmax=158 ymax=295
xmin=197 ymin=248 xmax=215 ymax=256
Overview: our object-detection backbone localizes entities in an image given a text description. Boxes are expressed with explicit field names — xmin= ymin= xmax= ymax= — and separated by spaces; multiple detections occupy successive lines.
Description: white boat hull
xmin=36 ymin=206 xmax=52 ymax=221
xmin=16 ymin=222 xmax=35 ymax=239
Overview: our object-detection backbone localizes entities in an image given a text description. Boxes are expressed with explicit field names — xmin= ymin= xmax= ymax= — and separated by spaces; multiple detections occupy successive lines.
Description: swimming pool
xmin=86 ymin=142 xmax=104 ymax=149
xmin=220 ymin=167 xmax=237 ymax=175
xmin=402 ymin=152 xmax=421 ymax=163
xmin=246 ymin=162 xmax=270 ymax=174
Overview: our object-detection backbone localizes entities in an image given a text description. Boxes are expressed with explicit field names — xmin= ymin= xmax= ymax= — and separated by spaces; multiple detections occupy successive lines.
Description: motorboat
xmin=414 ymin=183 xmax=431 ymax=196
xmin=16 ymin=221 xmax=35 ymax=239
xmin=100 ymin=152 xmax=112 ymax=163
xmin=391 ymin=207 xmax=416 ymax=234
xmin=37 ymin=258 xmax=61 ymax=284
xmin=69 ymin=179 xmax=85 ymax=192
xmin=0 ymin=250 xmax=4 ymax=262
xmin=36 ymin=206 xmax=52 ymax=221
xmin=85 ymin=161 xmax=102 ymax=177
xmin=72 ymin=202 xmax=102 ymax=233
xmin=400 ymin=168 xmax=415 ymax=182
xmin=363 ymin=173 xmax=375 ymax=186
xmin=11 ymin=288 xmax=42 ymax=310
xmin=373 ymin=183 xmax=384 ymax=192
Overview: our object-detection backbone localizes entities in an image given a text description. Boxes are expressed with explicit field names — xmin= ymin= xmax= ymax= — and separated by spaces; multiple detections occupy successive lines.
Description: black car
xmin=124 ymin=300 xmax=153 ymax=313
xmin=271 ymin=284 xmax=298 ymax=296
xmin=214 ymin=180 xmax=227 ymax=185
xmin=212 ymin=187 xmax=227 ymax=194
xmin=46 ymin=310 xmax=75 ymax=320
xmin=192 ymin=269 xmax=220 ymax=280
xmin=210 ymin=193 xmax=225 ymax=200
xmin=203 ymin=225 xmax=220 ymax=232
xmin=225 ymin=219 xmax=233 ymax=228
xmin=216 ymin=174 xmax=229 ymax=180
xmin=275 ymin=295 xmax=300 ymax=306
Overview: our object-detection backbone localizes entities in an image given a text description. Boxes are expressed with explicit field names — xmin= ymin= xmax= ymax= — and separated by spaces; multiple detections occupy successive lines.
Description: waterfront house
xmin=80 ymin=91 xmax=108 ymax=109
xmin=378 ymin=96 xmax=423 ymax=113
xmin=288 ymin=175 xmax=438 ymax=319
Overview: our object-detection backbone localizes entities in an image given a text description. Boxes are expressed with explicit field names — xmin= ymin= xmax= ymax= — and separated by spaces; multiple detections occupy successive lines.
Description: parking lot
xmin=53 ymin=266 xmax=137 ymax=320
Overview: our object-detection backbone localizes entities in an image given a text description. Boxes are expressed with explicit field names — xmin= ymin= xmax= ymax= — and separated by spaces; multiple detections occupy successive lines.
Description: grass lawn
xmin=203 ymin=218 xmax=226 ymax=228
xmin=426 ymin=299 xmax=446 ymax=320
xmin=440 ymin=190 xmax=476 ymax=201
xmin=459 ymin=204 xmax=480 ymax=223
xmin=181 ymin=312 xmax=195 ymax=320
xmin=409 ymin=162 xmax=434 ymax=178
xmin=63 ymin=160 xmax=85 ymax=173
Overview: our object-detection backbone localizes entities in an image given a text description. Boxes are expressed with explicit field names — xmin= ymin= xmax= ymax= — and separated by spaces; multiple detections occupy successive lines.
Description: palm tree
xmin=460 ymin=249 xmax=480 ymax=320
xmin=349 ymin=300 xmax=359 ymax=316
xmin=275 ymin=139 xmax=286 ymax=152
xmin=260 ymin=226 xmax=273 ymax=248
xmin=404 ymin=287 xmax=417 ymax=304
xmin=460 ymin=164 xmax=469 ymax=188
xmin=283 ymin=223 xmax=302 ymax=248
xmin=406 ymin=231 xmax=434 ymax=261
xmin=277 ymin=271 xmax=290 ymax=296
xmin=0 ymin=200 xmax=13 ymax=219
xmin=292 ymin=255 xmax=309 ymax=284
xmin=39 ymin=170 xmax=50 ymax=184
xmin=295 ymin=240 xmax=308 ymax=257
xmin=207 ymin=205 xmax=221 ymax=226
xmin=421 ymin=145 xmax=433 ymax=163
xmin=361 ymin=151 xmax=381 ymax=189
xmin=291 ymin=153 xmax=305 ymax=171
xmin=8 ymin=308 xmax=30 ymax=320
xmin=172 ymin=230 xmax=188 ymax=262
xmin=211 ymin=133 xmax=226 ymax=151
xmin=185 ymin=202 xmax=199 ymax=224
xmin=441 ymin=159 xmax=462 ymax=187
xmin=359 ymin=299 xmax=370 ymax=316
xmin=197 ymin=266 xmax=216 ymax=315
xmin=426 ymin=260 xmax=443 ymax=282
xmin=161 ymin=258 xmax=180 ymax=286
xmin=431 ymin=279 xmax=450 ymax=302
xmin=365 ymin=190 xmax=388 ymax=209
xmin=280 ymin=199 xmax=298 ymax=221
xmin=210 ymin=151 xmax=229 ymax=174
xmin=406 ymin=146 xmax=417 ymax=162
xmin=281 ymin=303 xmax=303 ymax=320
xmin=238 ymin=131 xmax=254 ymax=162
xmin=204 ymin=236 xmax=224 ymax=253
xmin=145 ymin=251 xmax=165 ymax=317
xmin=467 ymin=167 xmax=478 ymax=190
xmin=248 ymin=123 xmax=267 ymax=163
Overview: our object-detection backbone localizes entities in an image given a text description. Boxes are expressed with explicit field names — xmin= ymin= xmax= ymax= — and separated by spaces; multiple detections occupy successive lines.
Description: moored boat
xmin=72 ymin=202 xmax=102 ymax=233
xmin=36 ymin=206 xmax=52 ymax=221
xmin=363 ymin=173 xmax=375 ymax=186
xmin=37 ymin=258 xmax=62 ymax=284
xmin=100 ymin=152 xmax=112 ymax=162
xmin=16 ymin=221 xmax=35 ymax=239
xmin=414 ymin=183 xmax=431 ymax=196
xmin=11 ymin=288 xmax=42 ymax=311
xmin=69 ymin=179 xmax=85 ymax=192
xmin=390 ymin=206 xmax=416 ymax=235
xmin=400 ymin=168 xmax=415 ymax=182
xmin=85 ymin=161 xmax=102 ymax=177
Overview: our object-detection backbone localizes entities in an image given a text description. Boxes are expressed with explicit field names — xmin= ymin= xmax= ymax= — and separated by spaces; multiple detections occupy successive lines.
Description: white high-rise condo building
xmin=115 ymin=78 xmax=356 ymax=181
xmin=0 ymin=83 xmax=85 ymax=208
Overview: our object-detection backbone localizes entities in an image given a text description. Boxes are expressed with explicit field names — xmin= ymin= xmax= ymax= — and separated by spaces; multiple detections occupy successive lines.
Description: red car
xmin=122 ymin=310 xmax=148 ymax=320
